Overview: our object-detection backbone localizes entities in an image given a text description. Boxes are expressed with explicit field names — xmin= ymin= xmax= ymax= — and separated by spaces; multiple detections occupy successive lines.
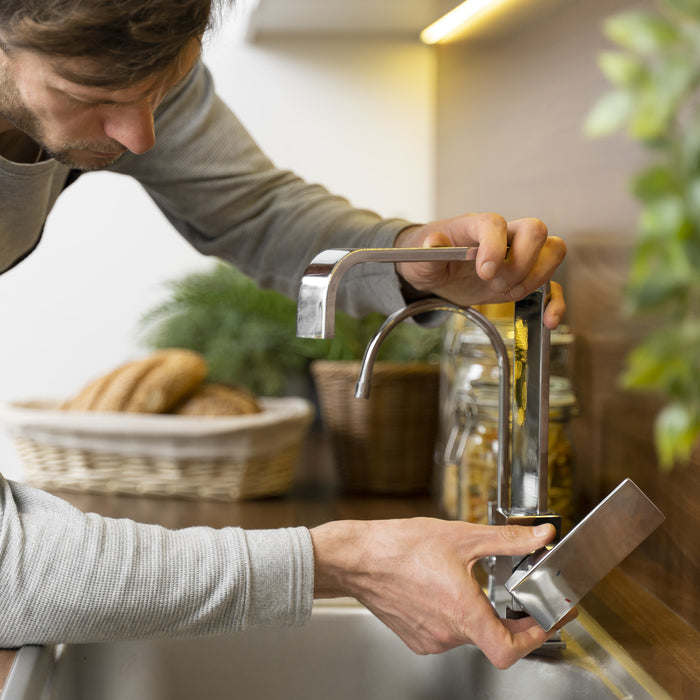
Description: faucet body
xmin=488 ymin=285 xmax=562 ymax=622
xmin=296 ymin=247 xmax=560 ymax=623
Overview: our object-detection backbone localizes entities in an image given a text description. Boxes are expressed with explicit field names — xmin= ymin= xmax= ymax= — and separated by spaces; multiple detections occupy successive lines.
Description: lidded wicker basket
xmin=311 ymin=360 xmax=440 ymax=494
xmin=0 ymin=397 xmax=314 ymax=501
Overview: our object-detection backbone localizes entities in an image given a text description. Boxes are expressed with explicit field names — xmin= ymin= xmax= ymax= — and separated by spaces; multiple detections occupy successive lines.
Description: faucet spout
xmin=354 ymin=297 xmax=512 ymax=513
xmin=295 ymin=247 xmax=476 ymax=339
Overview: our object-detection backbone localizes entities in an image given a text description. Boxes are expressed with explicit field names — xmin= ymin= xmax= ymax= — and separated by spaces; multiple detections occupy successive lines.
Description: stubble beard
xmin=0 ymin=71 xmax=125 ymax=171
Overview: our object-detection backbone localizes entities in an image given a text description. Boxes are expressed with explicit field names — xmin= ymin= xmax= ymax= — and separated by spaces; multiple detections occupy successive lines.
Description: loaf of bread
xmin=173 ymin=383 xmax=261 ymax=416
xmin=62 ymin=349 xmax=209 ymax=414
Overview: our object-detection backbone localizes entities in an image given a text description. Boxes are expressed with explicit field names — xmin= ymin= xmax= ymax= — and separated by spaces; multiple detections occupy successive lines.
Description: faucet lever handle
xmin=296 ymin=247 xmax=477 ymax=339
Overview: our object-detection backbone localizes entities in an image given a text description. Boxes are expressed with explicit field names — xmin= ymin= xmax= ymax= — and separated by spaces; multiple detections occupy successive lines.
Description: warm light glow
xmin=421 ymin=0 xmax=508 ymax=44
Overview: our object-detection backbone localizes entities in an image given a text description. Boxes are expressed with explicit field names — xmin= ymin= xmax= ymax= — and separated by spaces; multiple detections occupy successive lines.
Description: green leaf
xmin=626 ymin=223 xmax=695 ymax=311
xmin=665 ymin=0 xmax=700 ymax=18
xmin=637 ymin=196 xmax=686 ymax=239
xmin=629 ymin=86 xmax=675 ymax=139
xmin=604 ymin=11 xmax=680 ymax=54
xmin=679 ymin=115 xmax=700 ymax=170
xmin=685 ymin=176 xmax=700 ymax=223
xmin=598 ymin=50 xmax=648 ymax=87
xmin=654 ymin=401 xmax=700 ymax=469
xmin=623 ymin=344 xmax=686 ymax=393
xmin=632 ymin=165 xmax=680 ymax=200
xmin=622 ymin=320 xmax=700 ymax=393
xmin=583 ymin=89 xmax=634 ymax=137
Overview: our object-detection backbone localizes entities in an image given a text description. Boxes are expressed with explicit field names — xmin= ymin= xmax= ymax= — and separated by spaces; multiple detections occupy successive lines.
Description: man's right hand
xmin=310 ymin=517 xmax=577 ymax=669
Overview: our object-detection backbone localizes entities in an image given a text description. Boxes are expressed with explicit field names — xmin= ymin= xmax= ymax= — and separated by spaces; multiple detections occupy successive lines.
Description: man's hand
xmin=394 ymin=213 xmax=566 ymax=329
xmin=310 ymin=518 xmax=577 ymax=670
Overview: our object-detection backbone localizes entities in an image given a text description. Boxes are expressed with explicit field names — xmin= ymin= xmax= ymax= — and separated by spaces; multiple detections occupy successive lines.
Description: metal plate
xmin=505 ymin=479 xmax=665 ymax=631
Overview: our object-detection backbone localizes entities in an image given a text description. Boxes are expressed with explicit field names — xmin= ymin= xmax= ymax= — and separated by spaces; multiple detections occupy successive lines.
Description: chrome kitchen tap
xmin=296 ymin=247 xmax=560 ymax=620
xmin=353 ymin=287 xmax=561 ymax=623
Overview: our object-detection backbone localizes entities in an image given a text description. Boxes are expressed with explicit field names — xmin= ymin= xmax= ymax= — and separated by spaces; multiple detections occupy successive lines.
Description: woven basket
xmin=311 ymin=360 xmax=440 ymax=494
xmin=0 ymin=397 xmax=314 ymax=501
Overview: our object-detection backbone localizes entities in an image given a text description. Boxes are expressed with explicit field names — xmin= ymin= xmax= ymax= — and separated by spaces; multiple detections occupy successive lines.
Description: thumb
xmin=422 ymin=231 xmax=452 ymax=248
xmin=471 ymin=523 xmax=556 ymax=559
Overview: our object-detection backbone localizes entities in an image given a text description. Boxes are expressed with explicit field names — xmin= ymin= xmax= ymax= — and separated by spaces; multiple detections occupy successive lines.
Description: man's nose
xmin=103 ymin=103 xmax=156 ymax=154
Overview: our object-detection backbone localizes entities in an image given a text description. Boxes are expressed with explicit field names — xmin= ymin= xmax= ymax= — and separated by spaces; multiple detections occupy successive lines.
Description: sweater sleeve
xmin=0 ymin=476 xmax=314 ymax=646
xmin=108 ymin=61 xmax=414 ymax=319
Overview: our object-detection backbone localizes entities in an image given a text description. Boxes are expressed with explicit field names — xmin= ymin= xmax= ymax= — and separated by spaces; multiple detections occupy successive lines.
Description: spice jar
xmin=441 ymin=376 xmax=578 ymax=533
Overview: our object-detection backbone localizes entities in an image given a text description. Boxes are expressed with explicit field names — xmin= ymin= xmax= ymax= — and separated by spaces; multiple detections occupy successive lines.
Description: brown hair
xmin=0 ymin=0 xmax=233 ymax=87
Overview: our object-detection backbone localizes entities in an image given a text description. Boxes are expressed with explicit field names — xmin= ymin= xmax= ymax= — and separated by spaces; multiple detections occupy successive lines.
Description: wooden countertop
xmin=1 ymin=485 xmax=698 ymax=698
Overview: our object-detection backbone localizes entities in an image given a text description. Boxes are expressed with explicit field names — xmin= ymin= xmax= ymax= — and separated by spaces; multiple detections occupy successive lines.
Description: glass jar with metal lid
xmin=441 ymin=375 xmax=578 ymax=533
xmin=439 ymin=312 xmax=574 ymax=454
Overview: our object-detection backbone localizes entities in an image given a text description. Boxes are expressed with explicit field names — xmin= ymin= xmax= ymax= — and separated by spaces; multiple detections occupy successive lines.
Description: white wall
xmin=0 ymin=11 xmax=435 ymax=480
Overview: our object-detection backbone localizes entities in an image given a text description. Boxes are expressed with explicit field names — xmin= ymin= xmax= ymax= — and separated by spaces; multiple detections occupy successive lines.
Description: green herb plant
xmin=585 ymin=0 xmax=700 ymax=468
xmin=139 ymin=262 xmax=443 ymax=397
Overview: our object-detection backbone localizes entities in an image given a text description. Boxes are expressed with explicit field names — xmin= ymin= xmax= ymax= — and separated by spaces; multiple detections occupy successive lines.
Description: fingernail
xmin=481 ymin=261 xmax=496 ymax=279
xmin=534 ymin=524 xmax=553 ymax=537
xmin=509 ymin=284 xmax=524 ymax=299
xmin=491 ymin=276 xmax=507 ymax=292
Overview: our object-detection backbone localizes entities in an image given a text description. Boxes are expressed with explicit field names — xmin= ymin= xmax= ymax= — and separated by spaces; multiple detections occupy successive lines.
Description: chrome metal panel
xmin=510 ymin=284 xmax=551 ymax=514
xmin=506 ymin=479 xmax=665 ymax=631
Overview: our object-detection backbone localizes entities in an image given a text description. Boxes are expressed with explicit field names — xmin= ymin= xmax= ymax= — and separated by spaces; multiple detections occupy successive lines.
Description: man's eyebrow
xmin=52 ymin=78 xmax=162 ymax=105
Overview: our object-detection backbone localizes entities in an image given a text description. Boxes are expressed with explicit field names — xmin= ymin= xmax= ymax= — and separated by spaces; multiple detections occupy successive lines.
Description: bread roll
xmin=123 ymin=350 xmax=207 ymax=413
xmin=173 ymin=383 xmax=261 ymax=416
xmin=64 ymin=354 xmax=165 ymax=412
xmin=62 ymin=349 xmax=208 ymax=414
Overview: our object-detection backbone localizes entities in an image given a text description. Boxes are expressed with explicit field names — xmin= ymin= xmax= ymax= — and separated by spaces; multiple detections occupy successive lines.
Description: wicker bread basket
xmin=0 ymin=397 xmax=314 ymax=501
xmin=311 ymin=360 xmax=440 ymax=494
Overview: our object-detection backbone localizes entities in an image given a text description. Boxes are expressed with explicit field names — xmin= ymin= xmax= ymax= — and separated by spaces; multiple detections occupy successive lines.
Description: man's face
xmin=0 ymin=41 xmax=200 ymax=171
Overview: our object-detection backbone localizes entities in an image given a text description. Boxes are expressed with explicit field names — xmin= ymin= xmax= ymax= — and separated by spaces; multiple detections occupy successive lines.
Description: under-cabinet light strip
xmin=421 ymin=0 xmax=503 ymax=44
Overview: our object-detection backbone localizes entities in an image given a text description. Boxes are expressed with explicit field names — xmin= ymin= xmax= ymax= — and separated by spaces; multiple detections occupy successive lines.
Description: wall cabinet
xmin=243 ymin=0 xmax=453 ymax=41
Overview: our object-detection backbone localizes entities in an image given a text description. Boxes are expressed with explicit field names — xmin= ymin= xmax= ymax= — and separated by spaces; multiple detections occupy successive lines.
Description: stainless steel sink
xmin=1 ymin=600 xmax=670 ymax=700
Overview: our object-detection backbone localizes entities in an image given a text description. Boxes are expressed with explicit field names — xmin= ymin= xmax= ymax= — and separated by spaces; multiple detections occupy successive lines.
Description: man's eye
xmin=64 ymin=93 xmax=104 ymax=108
xmin=64 ymin=94 xmax=90 ymax=106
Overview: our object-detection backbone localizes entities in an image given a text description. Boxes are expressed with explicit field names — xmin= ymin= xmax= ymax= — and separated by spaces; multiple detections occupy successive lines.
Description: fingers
xmin=484 ymin=218 xmax=565 ymax=296
xmin=421 ymin=231 xmax=453 ymax=249
xmin=466 ymin=213 xmax=509 ymax=280
xmin=466 ymin=522 xmax=557 ymax=560
xmin=460 ymin=590 xmax=548 ymax=668
xmin=543 ymin=282 xmax=566 ymax=329
xmin=478 ymin=607 xmax=579 ymax=669
xmin=457 ymin=522 xmax=573 ymax=667
xmin=451 ymin=574 xmax=570 ymax=669
xmin=396 ymin=214 xmax=565 ymax=311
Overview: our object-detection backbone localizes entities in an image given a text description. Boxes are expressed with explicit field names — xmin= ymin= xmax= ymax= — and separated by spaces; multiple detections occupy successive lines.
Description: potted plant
xmin=139 ymin=262 xmax=444 ymax=493
xmin=585 ymin=0 xmax=700 ymax=468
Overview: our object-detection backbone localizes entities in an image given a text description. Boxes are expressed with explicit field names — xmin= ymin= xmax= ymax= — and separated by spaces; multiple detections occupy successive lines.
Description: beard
xmin=0 ymin=70 xmax=126 ymax=171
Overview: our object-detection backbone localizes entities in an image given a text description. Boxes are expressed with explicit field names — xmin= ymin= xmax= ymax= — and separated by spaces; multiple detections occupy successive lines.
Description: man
xmin=0 ymin=0 xmax=569 ymax=670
